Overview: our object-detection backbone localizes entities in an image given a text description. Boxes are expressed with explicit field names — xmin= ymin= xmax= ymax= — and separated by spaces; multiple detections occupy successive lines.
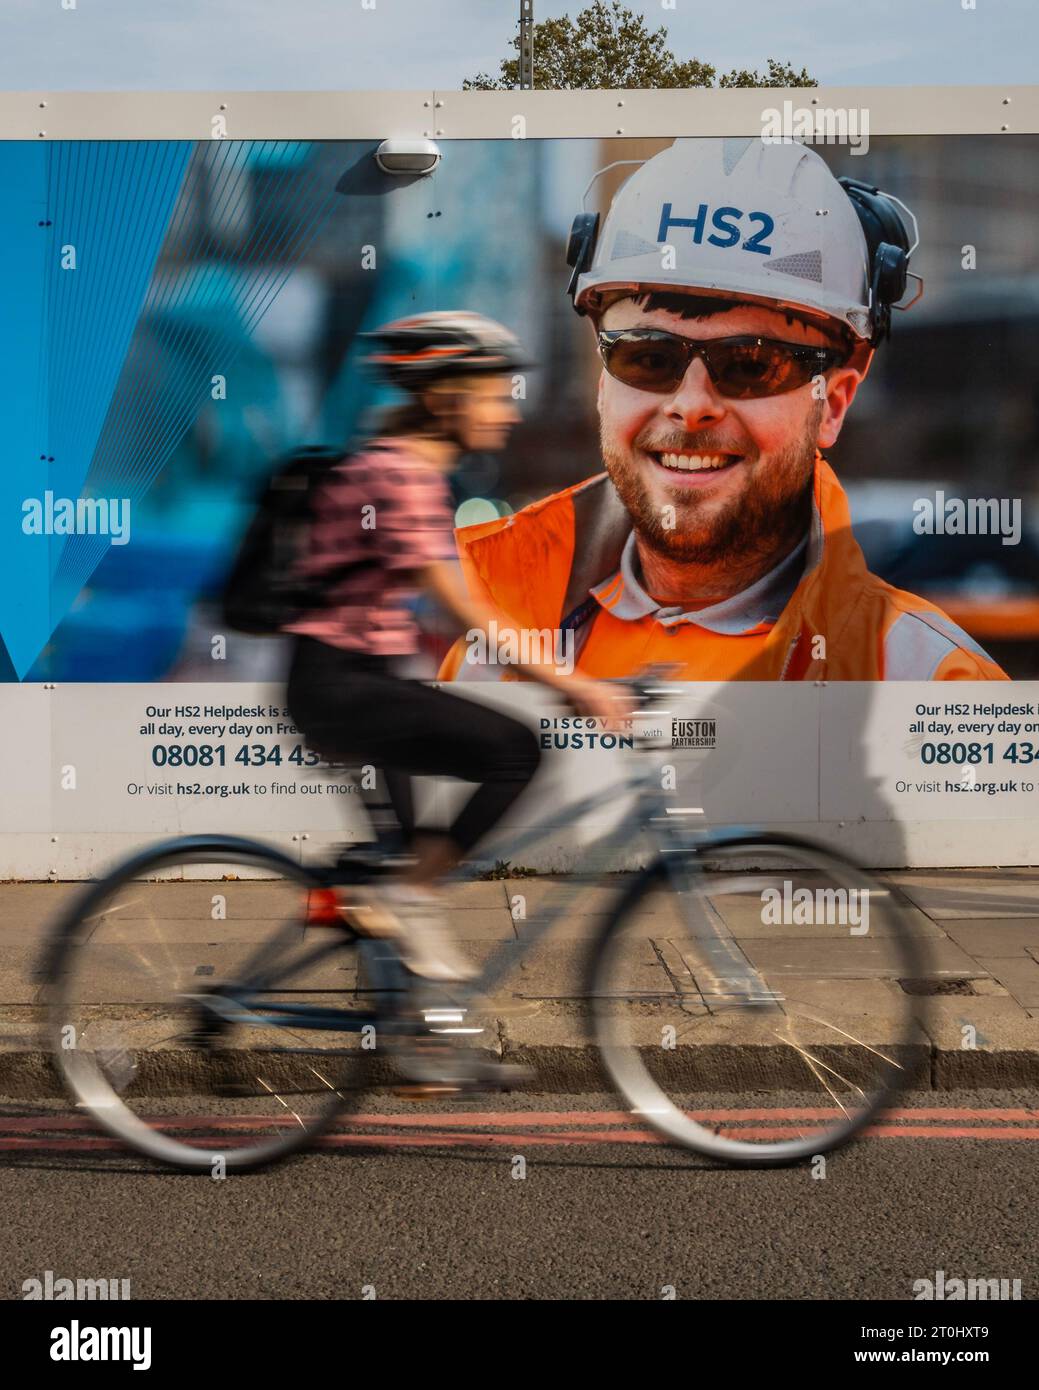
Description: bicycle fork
xmin=663 ymin=852 xmax=785 ymax=1012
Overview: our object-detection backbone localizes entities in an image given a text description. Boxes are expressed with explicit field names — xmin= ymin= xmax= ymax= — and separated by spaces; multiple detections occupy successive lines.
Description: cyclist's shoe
xmin=356 ymin=884 xmax=479 ymax=983
xmin=334 ymin=893 xmax=404 ymax=940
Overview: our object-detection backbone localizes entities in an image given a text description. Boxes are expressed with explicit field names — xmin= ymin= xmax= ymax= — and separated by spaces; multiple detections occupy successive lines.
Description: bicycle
xmin=40 ymin=679 xmax=930 ymax=1172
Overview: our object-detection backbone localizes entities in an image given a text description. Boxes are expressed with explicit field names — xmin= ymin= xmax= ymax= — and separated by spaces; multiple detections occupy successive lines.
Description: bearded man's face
xmin=597 ymin=298 xmax=848 ymax=568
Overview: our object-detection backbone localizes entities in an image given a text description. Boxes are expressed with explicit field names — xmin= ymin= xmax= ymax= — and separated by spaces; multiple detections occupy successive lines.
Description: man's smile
xmin=644 ymin=447 xmax=745 ymax=487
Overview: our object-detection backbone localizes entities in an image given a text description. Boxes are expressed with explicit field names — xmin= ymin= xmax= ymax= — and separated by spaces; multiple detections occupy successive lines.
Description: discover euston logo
xmin=21 ymin=491 xmax=131 ymax=545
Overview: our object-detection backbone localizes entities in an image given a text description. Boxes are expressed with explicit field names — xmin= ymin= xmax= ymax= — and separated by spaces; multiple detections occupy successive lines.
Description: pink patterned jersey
xmin=283 ymin=438 xmax=457 ymax=655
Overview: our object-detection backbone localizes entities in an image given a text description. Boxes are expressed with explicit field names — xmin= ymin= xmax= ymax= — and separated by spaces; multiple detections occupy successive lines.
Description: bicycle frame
xmin=206 ymin=743 xmax=774 ymax=1041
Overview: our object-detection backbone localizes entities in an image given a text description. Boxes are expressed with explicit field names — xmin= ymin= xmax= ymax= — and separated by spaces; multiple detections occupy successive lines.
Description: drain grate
xmin=898 ymin=977 xmax=976 ymax=996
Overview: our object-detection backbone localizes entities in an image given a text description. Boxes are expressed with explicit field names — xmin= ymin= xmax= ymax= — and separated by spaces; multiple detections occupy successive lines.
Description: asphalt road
xmin=0 ymin=1088 xmax=1036 ymax=1302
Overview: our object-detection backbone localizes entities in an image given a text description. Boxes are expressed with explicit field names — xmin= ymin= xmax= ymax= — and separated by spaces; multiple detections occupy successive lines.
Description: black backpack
xmin=221 ymin=444 xmax=354 ymax=635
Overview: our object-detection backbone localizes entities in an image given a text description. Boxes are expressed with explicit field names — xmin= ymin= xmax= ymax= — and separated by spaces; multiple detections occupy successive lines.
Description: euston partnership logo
xmin=672 ymin=718 xmax=716 ymax=749
xmin=21 ymin=491 xmax=131 ymax=545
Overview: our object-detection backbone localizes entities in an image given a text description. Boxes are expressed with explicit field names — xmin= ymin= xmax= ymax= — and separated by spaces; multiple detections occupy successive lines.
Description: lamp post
xmin=519 ymin=0 xmax=534 ymax=89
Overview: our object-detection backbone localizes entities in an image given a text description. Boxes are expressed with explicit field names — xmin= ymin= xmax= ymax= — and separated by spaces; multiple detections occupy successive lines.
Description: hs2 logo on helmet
xmin=656 ymin=203 xmax=775 ymax=256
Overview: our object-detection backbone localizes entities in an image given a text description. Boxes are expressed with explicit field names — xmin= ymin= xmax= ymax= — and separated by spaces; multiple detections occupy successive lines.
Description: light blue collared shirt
xmin=588 ymin=530 xmax=809 ymax=634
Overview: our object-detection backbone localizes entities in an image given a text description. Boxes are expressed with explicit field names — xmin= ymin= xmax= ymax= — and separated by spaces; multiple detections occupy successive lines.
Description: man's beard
xmin=600 ymin=405 xmax=821 ymax=568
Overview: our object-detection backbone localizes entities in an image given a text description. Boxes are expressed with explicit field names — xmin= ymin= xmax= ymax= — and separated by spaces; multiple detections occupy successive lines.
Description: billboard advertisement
xmin=3 ymin=110 xmax=1038 ymax=870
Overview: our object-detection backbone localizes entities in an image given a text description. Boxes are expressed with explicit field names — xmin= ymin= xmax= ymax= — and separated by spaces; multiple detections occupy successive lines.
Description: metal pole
xmin=519 ymin=0 xmax=534 ymax=90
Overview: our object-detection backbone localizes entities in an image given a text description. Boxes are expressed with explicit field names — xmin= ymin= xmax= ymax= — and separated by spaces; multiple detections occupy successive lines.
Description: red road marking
xmin=317 ymin=1125 xmax=1039 ymax=1146
xmin=1 ymin=1105 xmax=1037 ymax=1133
xmin=2 ymin=1106 xmax=1039 ymax=1153
xmin=1 ymin=1125 xmax=1039 ymax=1154
xmin=865 ymin=1124 xmax=1039 ymax=1141
xmin=344 ymin=1105 xmax=1039 ymax=1127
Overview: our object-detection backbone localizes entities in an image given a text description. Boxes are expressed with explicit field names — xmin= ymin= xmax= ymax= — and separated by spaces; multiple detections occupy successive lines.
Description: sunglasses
xmin=597 ymin=329 xmax=847 ymax=399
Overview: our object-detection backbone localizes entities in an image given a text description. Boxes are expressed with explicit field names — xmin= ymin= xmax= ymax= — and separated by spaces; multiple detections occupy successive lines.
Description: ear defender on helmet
xmin=565 ymin=212 xmax=600 ymax=313
xmin=837 ymin=176 xmax=914 ymax=347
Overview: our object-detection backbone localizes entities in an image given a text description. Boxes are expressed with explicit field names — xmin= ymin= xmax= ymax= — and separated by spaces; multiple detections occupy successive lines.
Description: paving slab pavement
xmin=0 ymin=869 xmax=1036 ymax=1097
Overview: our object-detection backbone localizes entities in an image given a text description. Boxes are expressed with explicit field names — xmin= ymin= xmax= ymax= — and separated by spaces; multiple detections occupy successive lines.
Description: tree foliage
xmin=464 ymin=2 xmax=816 ymax=91
xmin=718 ymin=57 xmax=816 ymax=89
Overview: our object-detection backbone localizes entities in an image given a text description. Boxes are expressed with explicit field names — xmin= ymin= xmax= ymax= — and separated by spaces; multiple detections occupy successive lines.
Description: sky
xmin=0 ymin=0 xmax=1035 ymax=90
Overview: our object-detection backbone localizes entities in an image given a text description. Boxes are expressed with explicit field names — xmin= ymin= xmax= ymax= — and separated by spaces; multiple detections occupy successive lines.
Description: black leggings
xmin=286 ymin=636 xmax=541 ymax=856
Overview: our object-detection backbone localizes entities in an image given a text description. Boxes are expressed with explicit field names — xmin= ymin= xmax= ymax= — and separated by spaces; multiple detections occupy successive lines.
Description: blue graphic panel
xmin=0 ymin=141 xmax=193 ymax=678
xmin=0 ymin=145 xmax=51 ymax=681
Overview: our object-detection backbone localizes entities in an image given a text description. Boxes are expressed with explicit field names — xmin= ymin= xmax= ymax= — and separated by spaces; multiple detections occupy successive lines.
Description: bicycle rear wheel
xmin=589 ymin=834 xmax=931 ymax=1166
xmin=42 ymin=835 xmax=385 ymax=1171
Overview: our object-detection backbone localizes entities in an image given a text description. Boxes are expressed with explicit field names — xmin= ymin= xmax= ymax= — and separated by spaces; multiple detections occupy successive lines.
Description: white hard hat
xmin=570 ymin=137 xmax=919 ymax=346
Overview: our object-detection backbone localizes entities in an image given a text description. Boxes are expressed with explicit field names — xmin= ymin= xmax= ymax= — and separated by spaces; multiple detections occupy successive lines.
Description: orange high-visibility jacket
xmin=438 ymin=454 xmax=1009 ymax=682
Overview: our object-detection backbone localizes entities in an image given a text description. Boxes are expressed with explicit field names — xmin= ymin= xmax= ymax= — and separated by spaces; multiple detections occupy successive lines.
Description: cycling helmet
xmin=362 ymin=310 xmax=529 ymax=388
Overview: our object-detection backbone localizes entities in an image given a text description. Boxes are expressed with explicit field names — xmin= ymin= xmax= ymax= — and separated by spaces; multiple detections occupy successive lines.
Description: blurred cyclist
xmin=284 ymin=311 xmax=616 ymax=982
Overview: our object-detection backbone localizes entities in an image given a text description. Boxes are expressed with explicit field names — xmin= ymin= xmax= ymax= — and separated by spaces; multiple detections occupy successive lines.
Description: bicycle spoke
xmin=47 ymin=839 xmax=376 ymax=1170
xmin=771 ymin=1029 xmax=861 ymax=1113
xmin=591 ymin=840 xmax=928 ymax=1164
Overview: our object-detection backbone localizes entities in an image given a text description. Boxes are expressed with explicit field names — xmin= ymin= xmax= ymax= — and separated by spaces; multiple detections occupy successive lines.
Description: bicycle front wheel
xmin=42 ymin=835 xmax=381 ymax=1172
xmin=589 ymin=835 xmax=930 ymax=1166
